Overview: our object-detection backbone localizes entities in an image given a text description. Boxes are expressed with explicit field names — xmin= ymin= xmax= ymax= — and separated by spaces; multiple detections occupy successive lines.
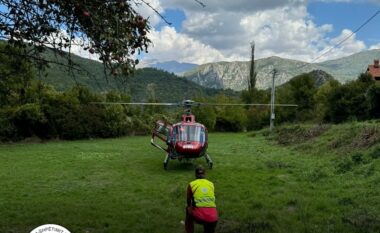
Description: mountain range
xmin=36 ymin=48 xmax=235 ymax=102
xmin=181 ymin=49 xmax=380 ymax=90
xmin=34 ymin=47 xmax=380 ymax=98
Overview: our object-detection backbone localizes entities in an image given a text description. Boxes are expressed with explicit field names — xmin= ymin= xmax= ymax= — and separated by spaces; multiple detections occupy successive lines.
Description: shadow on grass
xmin=166 ymin=162 xmax=197 ymax=171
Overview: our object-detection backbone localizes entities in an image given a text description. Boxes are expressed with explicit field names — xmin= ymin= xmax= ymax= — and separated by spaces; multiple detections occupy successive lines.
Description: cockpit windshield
xmin=174 ymin=125 xmax=205 ymax=142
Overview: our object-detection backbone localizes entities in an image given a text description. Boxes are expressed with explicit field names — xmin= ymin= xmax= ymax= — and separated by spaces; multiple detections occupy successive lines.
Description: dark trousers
xmin=185 ymin=207 xmax=217 ymax=233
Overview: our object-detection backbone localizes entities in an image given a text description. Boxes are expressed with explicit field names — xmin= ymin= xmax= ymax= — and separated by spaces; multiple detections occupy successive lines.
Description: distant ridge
xmin=183 ymin=49 xmax=380 ymax=90
xmin=149 ymin=60 xmax=198 ymax=75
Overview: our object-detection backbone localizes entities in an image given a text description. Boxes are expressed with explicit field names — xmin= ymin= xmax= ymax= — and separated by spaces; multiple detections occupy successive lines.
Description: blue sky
xmin=137 ymin=0 xmax=380 ymax=65
xmin=308 ymin=1 xmax=380 ymax=45
xmin=3 ymin=0 xmax=377 ymax=65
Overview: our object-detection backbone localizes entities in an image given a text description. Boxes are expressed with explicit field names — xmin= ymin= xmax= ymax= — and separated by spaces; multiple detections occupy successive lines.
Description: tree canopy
xmin=0 ymin=0 xmax=151 ymax=76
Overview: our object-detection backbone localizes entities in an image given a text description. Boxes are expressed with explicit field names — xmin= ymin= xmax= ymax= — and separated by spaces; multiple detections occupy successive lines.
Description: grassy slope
xmin=0 ymin=122 xmax=379 ymax=233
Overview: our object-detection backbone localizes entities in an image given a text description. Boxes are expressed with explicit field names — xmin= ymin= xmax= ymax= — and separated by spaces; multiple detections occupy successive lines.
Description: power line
xmin=296 ymin=9 xmax=380 ymax=71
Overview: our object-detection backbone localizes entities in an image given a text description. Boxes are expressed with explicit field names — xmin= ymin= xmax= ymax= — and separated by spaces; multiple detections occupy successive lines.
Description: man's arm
xmin=187 ymin=185 xmax=193 ymax=207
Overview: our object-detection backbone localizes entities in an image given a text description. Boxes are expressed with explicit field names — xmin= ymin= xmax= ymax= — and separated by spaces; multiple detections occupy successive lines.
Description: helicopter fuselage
xmin=169 ymin=122 xmax=208 ymax=158
xmin=150 ymin=114 xmax=213 ymax=169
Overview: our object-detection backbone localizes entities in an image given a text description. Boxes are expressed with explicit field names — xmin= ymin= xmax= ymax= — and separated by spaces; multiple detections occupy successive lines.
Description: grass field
xmin=0 ymin=122 xmax=380 ymax=233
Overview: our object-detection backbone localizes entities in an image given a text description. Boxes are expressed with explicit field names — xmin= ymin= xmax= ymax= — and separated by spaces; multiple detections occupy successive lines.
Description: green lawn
xmin=0 ymin=124 xmax=380 ymax=233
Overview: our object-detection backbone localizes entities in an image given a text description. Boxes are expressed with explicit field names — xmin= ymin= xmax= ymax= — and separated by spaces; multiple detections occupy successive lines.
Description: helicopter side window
xmin=200 ymin=127 xmax=205 ymax=143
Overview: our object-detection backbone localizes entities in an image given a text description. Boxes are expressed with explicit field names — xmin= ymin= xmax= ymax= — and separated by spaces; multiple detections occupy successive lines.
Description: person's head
xmin=195 ymin=165 xmax=206 ymax=179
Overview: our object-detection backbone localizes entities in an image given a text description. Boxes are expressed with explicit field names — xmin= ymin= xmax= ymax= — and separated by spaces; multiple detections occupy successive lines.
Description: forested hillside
xmin=36 ymin=47 xmax=236 ymax=101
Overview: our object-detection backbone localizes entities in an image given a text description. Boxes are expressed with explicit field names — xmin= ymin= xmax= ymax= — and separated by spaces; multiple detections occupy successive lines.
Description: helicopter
xmin=93 ymin=99 xmax=297 ymax=170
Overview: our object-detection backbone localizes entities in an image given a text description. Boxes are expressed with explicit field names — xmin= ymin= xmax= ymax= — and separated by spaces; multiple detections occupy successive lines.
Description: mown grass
xmin=0 ymin=121 xmax=380 ymax=233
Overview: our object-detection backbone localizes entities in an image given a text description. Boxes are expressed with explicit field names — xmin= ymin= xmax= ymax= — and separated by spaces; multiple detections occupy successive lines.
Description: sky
xmin=134 ymin=0 xmax=380 ymax=65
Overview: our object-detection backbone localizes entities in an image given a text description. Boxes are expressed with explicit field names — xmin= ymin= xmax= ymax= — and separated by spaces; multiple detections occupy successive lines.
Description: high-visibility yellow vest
xmin=190 ymin=179 xmax=216 ymax=208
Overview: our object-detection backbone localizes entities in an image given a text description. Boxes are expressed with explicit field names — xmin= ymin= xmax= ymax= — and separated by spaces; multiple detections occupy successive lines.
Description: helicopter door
xmin=151 ymin=121 xmax=172 ymax=152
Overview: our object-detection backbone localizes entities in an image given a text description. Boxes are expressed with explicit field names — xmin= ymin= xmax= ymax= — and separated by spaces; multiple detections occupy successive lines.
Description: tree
xmin=213 ymin=95 xmax=247 ymax=132
xmin=325 ymin=74 xmax=374 ymax=123
xmin=0 ymin=0 xmax=151 ymax=76
xmin=0 ymin=43 xmax=35 ymax=106
xmin=288 ymin=74 xmax=317 ymax=121
xmin=248 ymin=42 xmax=257 ymax=92
xmin=313 ymin=79 xmax=340 ymax=121
xmin=367 ymin=84 xmax=380 ymax=119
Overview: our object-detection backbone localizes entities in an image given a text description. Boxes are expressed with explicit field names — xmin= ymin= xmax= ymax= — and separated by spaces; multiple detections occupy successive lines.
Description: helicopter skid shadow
xmin=167 ymin=161 xmax=196 ymax=171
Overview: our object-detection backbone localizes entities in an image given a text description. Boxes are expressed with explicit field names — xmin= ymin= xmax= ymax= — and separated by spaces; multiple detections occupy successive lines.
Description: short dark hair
xmin=195 ymin=165 xmax=206 ymax=178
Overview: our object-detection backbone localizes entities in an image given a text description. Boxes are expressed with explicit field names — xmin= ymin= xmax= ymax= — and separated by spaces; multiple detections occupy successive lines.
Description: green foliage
xmin=287 ymin=74 xmax=317 ymax=121
xmin=1 ymin=0 xmax=150 ymax=76
xmin=214 ymin=95 xmax=247 ymax=132
xmin=0 ymin=108 xmax=18 ymax=141
xmin=368 ymin=85 xmax=380 ymax=119
xmin=325 ymin=74 xmax=374 ymax=123
xmin=240 ymin=89 xmax=270 ymax=130
xmin=129 ymin=68 xmax=235 ymax=102
xmin=369 ymin=147 xmax=380 ymax=159
xmin=11 ymin=103 xmax=48 ymax=138
xmin=0 ymin=43 xmax=35 ymax=106
xmin=246 ymin=107 xmax=269 ymax=130
xmin=314 ymin=80 xmax=340 ymax=121
xmin=192 ymin=105 xmax=217 ymax=131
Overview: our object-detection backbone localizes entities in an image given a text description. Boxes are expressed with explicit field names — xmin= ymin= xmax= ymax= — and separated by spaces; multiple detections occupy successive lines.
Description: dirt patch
xmin=275 ymin=124 xmax=331 ymax=145
xmin=342 ymin=210 xmax=380 ymax=233
xmin=350 ymin=127 xmax=380 ymax=149
xmin=330 ymin=126 xmax=380 ymax=152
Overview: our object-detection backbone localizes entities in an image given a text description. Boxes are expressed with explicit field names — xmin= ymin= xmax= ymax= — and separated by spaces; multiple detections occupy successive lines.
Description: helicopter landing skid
xmin=163 ymin=154 xmax=170 ymax=170
xmin=205 ymin=154 xmax=213 ymax=169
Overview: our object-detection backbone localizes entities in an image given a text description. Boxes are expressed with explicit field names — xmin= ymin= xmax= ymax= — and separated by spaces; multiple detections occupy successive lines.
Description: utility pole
xmin=248 ymin=41 xmax=257 ymax=92
xmin=270 ymin=69 xmax=277 ymax=131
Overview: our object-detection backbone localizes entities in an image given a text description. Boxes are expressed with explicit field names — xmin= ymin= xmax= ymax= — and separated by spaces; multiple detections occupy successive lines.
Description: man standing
xmin=185 ymin=165 xmax=218 ymax=233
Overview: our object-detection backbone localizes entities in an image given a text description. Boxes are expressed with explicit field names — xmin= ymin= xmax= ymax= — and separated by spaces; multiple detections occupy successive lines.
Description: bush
xmin=0 ymin=108 xmax=19 ymax=141
xmin=368 ymin=85 xmax=380 ymax=119
xmin=11 ymin=103 xmax=49 ymax=138
xmin=351 ymin=152 xmax=364 ymax=165
xmin=369 ymin=147 xmax=380 ymax=159
xmin=99 ymin=105 xmax=130 ymax=137
xmin=325 ymin=75 xmax=373 ymax=123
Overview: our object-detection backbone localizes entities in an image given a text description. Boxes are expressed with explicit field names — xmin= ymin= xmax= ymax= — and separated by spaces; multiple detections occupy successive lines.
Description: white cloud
xmin=320 ymin=29 xmax=366 ymax=61
xmin=146 ymin=26 xmax=228 ymax=64
xmin=237 ymin=6 xmax=335 ymax=61
xmin=140 ymin=0 xmax=371 ymax=64
xmin=370 ymin=43 xmax=380 ymax=50
xmin=64 ymin=0 xmax=374 ymax=65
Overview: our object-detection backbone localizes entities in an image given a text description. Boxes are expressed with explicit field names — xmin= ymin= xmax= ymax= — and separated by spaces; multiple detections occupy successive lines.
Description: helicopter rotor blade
xmin=90 ymin=102 xmax=180 ymax=106
xmin=198 ymin=103 xmax=298 ymax=107
xmin=90 ymin=101 xmax=298 ymax=107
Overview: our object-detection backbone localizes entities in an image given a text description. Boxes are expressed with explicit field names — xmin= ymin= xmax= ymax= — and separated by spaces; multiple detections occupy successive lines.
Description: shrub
xmin=351 ymin=152 xmax=364 ymax=165
xmin=0 ymin=108 xmax=19 ymax=141
xmin=11 ymin=103 xmax=48 ymax=138
xmin=369 ymin=147 xmax=380 ymax=159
